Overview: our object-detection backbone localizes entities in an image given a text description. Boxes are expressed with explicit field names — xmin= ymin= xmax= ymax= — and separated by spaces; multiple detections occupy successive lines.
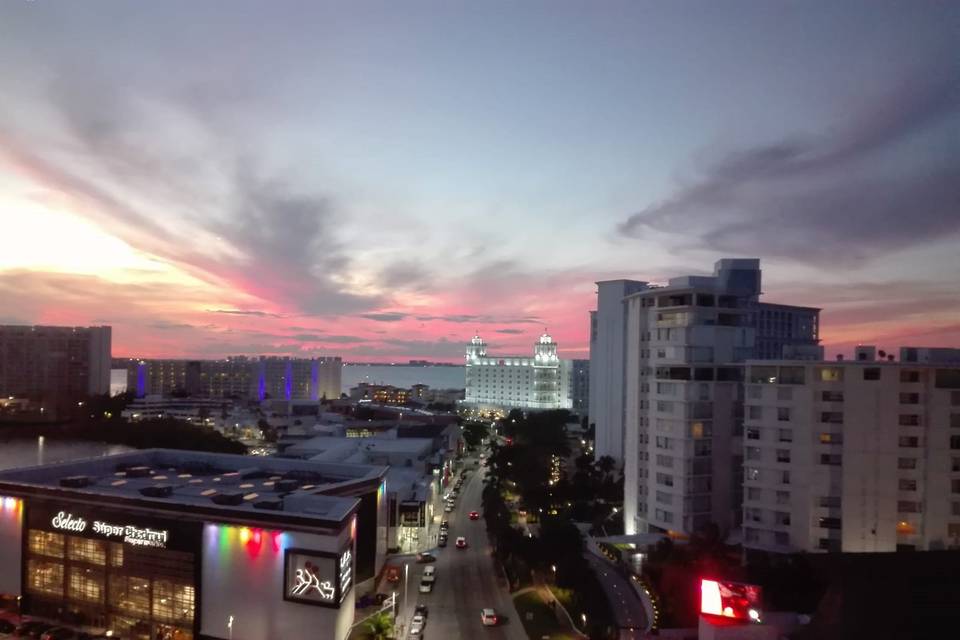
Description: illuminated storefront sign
xmin=51 ymin=510 xmax=169 ymax=548
xmin=700 ymin=578 xmax=763 ymax=623
xmin=284 ymin=546 xmax=354 ymax=608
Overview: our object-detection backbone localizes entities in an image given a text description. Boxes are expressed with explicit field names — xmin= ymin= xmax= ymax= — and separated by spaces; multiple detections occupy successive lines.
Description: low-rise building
xmin=0 ymin=449 xmax=387 ymax=640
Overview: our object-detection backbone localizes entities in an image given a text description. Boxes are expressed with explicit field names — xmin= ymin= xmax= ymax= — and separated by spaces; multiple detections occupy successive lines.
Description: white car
xmin=481 ymin=608 xmax=499 ymax=626
xmin=419 ymin=579 xmax=433 ymax=593
xmin=423 ymin=565 xmax=436 ymax=578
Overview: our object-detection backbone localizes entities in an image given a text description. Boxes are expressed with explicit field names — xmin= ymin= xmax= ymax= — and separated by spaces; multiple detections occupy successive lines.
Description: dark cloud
xmin=208 ymin=309 xmax=284 ymax=318
xmin=360 ymin=312 xmax=408 ymax=322
xmin=148 ymin=321 xmax=200 ymax=331
xmin=617 ymin=63 xmax=960 ymax=266
xmin=291 ymin=333 xmax=368 ymax=344
xmin=495 ymin=328 xmax=524 ymax=335
xmin=414 ymin=314 xmax=542 ymax=324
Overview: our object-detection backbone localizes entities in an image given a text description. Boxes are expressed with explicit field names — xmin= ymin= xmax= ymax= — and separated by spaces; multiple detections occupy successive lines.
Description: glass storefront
xmin=23 ymin=503 xmax=200 ymax=640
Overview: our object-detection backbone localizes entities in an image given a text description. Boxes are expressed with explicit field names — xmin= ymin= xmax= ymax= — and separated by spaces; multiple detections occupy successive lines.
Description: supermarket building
xmin=0 ymin=449 xmax=387 ymax=640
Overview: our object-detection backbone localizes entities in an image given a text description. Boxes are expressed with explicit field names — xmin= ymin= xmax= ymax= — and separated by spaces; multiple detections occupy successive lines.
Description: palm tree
xmin=363 ymin=611 xmax=394 ymax=640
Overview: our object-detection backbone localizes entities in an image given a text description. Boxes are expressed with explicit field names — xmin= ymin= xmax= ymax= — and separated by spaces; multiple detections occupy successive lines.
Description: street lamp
xmin=581 ymin=613 xmax=587 ymax=628
xmin=402 ymin=563 xmax=410 ymax=632
xmin=227 ymin=615 xmax=234 ymax=640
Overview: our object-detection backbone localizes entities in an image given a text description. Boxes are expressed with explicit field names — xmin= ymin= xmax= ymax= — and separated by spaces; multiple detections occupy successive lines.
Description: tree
xmin=362 ymin=611 xmax=394 ymax=640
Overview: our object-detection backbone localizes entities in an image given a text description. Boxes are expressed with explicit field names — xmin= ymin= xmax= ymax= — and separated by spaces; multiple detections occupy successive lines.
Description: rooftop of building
xmin=285 ymin=435 xmax=436 ymax=459
xmin=0 ymin=449 xmax=386 ymax=529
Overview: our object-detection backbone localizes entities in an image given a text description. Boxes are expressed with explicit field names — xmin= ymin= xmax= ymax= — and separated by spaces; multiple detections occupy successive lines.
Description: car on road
xmin=469 ymin=511 xmax=480 ymax=520
xmin=437 ymin=535 xmax=447 ymax=547
xmin=15 ymin=621 xmax=54 ymax=638
xmin=411 ymin=613 xmax=425 ymax=631
xmin=481 ymin=608 xmax=499 ymax=626
xmin=455 ymin=536 xmax=467 ymax=549
xmin=444 ymin=504 xmax=453 ymax=512
xmin=414 ymin=604 xmax=428 ymax=618
xmin=416 ymin=551 xmax=436 ymax=563
xmin=440 ymin=519 xmax=449 ymax=529
xmin=423 ymin=565 xmax=436 ymax=578
xmin=385 ymin=564 xmax=401 ymax=583
xmin=418 ymin=579 xmax=433 ymax=593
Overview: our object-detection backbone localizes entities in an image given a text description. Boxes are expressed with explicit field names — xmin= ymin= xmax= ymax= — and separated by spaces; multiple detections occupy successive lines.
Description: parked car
xmin=481 ymin=608 xmax=499 ymax=626
xmin=16 ymin=621 xmax=54 ymax=639
xmin=418 ymin=579 xmax=433 ymax=593
xmin=423 ymin=565 xmax=436 ymax=578
xmin=416 ymin=551 xmax=436 ymax=563
xmin=410 ymin=613 xmax=426 ymax=634
xmin=385 ymin=564 xmax=401 ymax=583
xmin=444 ymin=504 xmax=453 ymax=512
xmin=414 ymin=604 xmax=429 ymax=618
xmin=438 ymin=536 xmax=447 ymax=547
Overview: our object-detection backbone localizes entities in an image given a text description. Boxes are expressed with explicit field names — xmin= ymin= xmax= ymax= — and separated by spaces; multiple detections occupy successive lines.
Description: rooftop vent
xmin=274 ymin=479 xmax=299 ymax=492
xmin=211 ymin=491 xmax=245 ymax=506
xmin=253 ymin=498 xmax=283 ymax=510
xmin=140 ymin=484 xmax=173 ymax=498
xmin=126 ymin=466 xmax=153 ymax=478
xmin=60 ymin=476 xmax=91 ymax=488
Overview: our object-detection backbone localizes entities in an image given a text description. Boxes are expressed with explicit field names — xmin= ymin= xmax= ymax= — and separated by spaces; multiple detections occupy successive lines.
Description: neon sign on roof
xmin=700 ymin=578 xmax=762 ymax=623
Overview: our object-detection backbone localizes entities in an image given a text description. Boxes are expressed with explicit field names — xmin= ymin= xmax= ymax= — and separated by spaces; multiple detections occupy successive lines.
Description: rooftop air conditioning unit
xmin=211 ymin=492 xmax=245 ymax=506
xmin=140 ymin=484 xmax=174 ymax=498
xmin=60 ymin=476 xmax=91 ymax=488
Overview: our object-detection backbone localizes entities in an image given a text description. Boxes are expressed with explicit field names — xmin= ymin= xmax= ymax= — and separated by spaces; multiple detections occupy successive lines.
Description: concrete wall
xmin=200 ymin=523 xmax=355 ymax=640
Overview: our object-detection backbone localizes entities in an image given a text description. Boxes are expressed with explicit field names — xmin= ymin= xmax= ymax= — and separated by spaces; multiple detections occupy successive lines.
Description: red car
xmin=456 ymin=536 xmax=467 ymax=548
xmin=469 ymin=511 xmax=480 ymax=520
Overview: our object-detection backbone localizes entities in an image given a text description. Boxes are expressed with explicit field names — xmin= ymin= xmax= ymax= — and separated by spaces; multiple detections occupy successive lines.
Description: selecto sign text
xmin=51 ymin=511 xmax=170 ymax=548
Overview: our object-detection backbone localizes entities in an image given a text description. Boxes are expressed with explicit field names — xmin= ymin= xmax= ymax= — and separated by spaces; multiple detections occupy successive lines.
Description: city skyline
xmin=1 ymin=1 xmax=958 ymax=362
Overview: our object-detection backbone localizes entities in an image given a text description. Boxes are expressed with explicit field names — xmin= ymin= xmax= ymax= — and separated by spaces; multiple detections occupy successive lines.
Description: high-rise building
xmin=620 ymin=259 xmax=820 ymax=537
xmin=115 ymin=356 xmax=341 ymax=401
xmin=570 ymin=359 xmax=590 ymax=418
xmin=463 ymin=333 xmax=573 ymax=414
xmin=0 ymin=325 xmax=111 ymax=401
xmin=590 ymin=280 xmax=650 ymax=461
xmin=742 ymin=346 xmax=960 ymax=553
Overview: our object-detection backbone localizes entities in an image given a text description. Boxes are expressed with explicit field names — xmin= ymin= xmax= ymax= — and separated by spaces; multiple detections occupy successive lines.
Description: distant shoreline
xmin=342 ymin=362 xmax=462 ymax=367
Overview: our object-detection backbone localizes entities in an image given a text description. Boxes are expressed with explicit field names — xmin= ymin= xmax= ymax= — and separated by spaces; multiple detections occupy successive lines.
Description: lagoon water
xmin=341 ymin=364 xmax=464 ymax=394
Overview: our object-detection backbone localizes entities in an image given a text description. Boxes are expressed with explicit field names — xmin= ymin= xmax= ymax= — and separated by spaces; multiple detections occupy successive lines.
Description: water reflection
xmin=0 ymin=438 xmax=132 ymax=471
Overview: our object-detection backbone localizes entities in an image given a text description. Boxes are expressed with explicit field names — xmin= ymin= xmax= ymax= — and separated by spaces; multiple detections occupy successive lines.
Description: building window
xmin=774 ymin=512 xmax=791 ymax=526
xmin=898 ymin=414 xmax=920 ymax=426
xmin=899 ymin=393 xmax=920 ymax=405
xmin=953 ymin=502 xmax=960 ymax=517
xmin=152 ymin=580 xmax=195 ymax=626
xmin=776 ymin=449 xmax=791 ymax=463
xmin=820 ymin=411 xmax=843 ymax=424
xmin=67 ymin=537 xmax=106 ymax=566
xmin=777 ymin=407 xmax=791 ymax=422
xmin=818 ymin=517 xmax=842 ymax=530
xmin=818 ymin=538 xmax=841 ymax=552
xmin=953 ymin=457 xmax=960 ymax=473
xmin=951 ymin=414 xmax=960 ymax=429
xmin=109 ymin=575 xmax=151 ymax=617
xmin=819 ymin=496 xmax=841 ymax=508
xmin=656 ymin=454 xmax=674 ymax=468
xmin=745 ymin=467 xmax=760 ymax=482
xmin=780 ymin=470 xmax=791 ymax=485
xmin=953 ymin=479 xmax=960 ymax=494
xmin=68 ymin=565 xmax=105 ymax=604
xmin=952 ymin=435 xmax=960 ymax=450
xmin=744 ymin=528 xmax=760 ymax=543
xmin=897 ymin=501 xmax=921 ymax=513
xmin=746 ymin=447 xmax=761 ymax=461
xmin=899 ymin=436 xmax=919 ymax=448
xmin=776 ymin=490 xmax=790 ymax=505
xmin=779 ymin=367 xmax=805 ymax=385
xmin=747 ymin=487 xmax=762 ymax=501
xmin=749 ymin=405 xmax=763 ymax=420
xmin=28 ymin=530 xmax=65 ymax=559
xmin=748 ymin=385 xmax=762 ymax=400
xmin=863 ymin=368 xmax=881 ymax=381
xmin=655 ymin=491 xmax=673 ymax=505
xmin=27 ymin=558 xmax=64 ymax=597
xmin=746 ymin=428 xmax=761 ymax=440
xmin=898 ymin=457 xmax=917 ymax=470
xmin=953 ymin=391 xmax=960 ymax=406
xmin=818 ymin=367 xmax=843 ymax=382
xmin=821 ymin=390 xmax=844 ymax=402
xmin=899 ymin=478 xmax=917 ymax=491
xmin=819 ymin=432 xmax=843 ymax=444
xmin=777 ymin=387 xmax=793 ymax=401
xmin=656 ymin=473 xmax=674 ymax=487
xmin=820 ymin=454 xmax=842 ymax=466
xmin=746 ymin=508 xmax=763 ymax=523
xmin=900 ymin=370 xmax=920 ymax=383
xmin=778 ymin=428 xmax=792 ymax=443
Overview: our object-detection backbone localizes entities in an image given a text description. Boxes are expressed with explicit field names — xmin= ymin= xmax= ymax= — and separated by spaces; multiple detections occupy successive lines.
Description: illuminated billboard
xmin=700 ymin=578 xmax=762 ymax=623
xmin=283 ymin=546 xmax=354 ymax=608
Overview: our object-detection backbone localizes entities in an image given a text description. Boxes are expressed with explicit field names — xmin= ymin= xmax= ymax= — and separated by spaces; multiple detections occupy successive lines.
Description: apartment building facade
xmin=0 ymin=325 xmax=111 ymax=401
xmin=621 ymin=259 xmax=819 ymax=538
xmin=742 ymin=346 xmax=960 ymax=553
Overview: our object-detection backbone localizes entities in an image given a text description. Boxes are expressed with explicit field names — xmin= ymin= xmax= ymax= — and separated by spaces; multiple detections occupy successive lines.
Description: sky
xmin=0 ymin=1 xmax=958 ymax=362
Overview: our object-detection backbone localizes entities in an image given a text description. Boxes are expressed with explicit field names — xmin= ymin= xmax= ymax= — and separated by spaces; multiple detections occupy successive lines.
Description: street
xmin=393 ymin=456 xmax=527 ymax=640
xmin=582 ymin=554 xmax=647 ymax=640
